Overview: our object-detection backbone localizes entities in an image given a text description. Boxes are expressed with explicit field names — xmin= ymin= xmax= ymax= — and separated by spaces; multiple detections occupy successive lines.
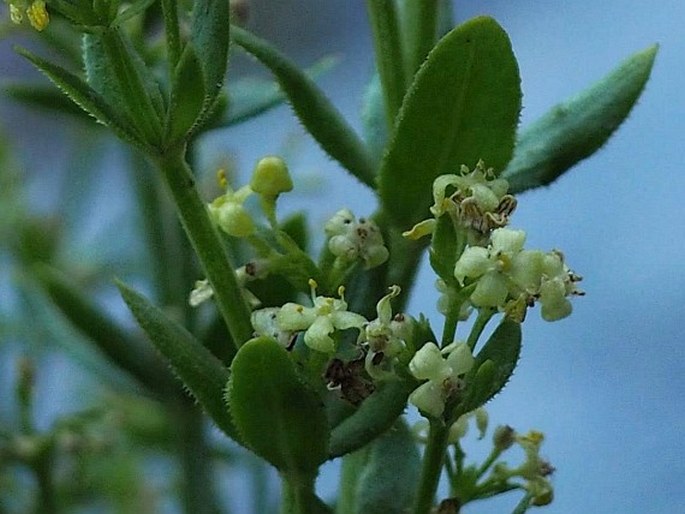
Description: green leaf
xmin=462 ymin=318 xmax=521 ymax=412
xmin=224 ymin=56 xmax=337 ymax=127
xmin=354 ymin=419 xmax=420 ymax=514
xmin=360 ymin=73 xmax=389 ymax=165
xmin=190 ymin=0 xmax=230 ymax=106
xmin=328 ymin=379 xmax=415 ymax=458
xmin=83 ymin=28 xmax=164 ymax=146
xmin=429 ymin=214 xmax=465 ymax=284
xmin=116 ymin=280 xmax=240 ymax=441
xmin=165 ymin=43 xmax=206 ymax=143
xmin=379 ymin=16 xmax=521 ymax=229
xmin=34 ymin=266 xmax=174 ymax=395
xmin=227 ymin=337 xmax=329 ymax=473
xmin=503 ymin=45 xmax=658 ymax=194
xmin=15 ymin=46 xmax=145 ymax=149
xmin=231 ymin=26 xmax=376 ymax=188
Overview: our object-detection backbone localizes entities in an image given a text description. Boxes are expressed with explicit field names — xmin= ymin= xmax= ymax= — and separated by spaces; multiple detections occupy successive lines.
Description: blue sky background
xmin=1 ymin=1 xmax=683 ymax=513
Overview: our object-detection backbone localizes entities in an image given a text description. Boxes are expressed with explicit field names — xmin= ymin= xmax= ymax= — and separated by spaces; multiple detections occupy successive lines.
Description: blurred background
xmin=1 ymin=0 xmax=683 ymax=513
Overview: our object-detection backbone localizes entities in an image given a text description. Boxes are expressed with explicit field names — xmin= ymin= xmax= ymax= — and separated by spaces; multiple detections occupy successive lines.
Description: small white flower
xmin=325 ymin=209 xmax=389 ymax=269
xmin=408 ymin=342 xmax=475 ymax=418
xmin=276 ymin=280 xmax=367 ymax=353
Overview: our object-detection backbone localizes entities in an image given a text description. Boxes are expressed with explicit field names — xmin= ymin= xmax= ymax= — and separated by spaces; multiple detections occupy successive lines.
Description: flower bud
xmin=249 ymin=156 xmax=293 ymax=198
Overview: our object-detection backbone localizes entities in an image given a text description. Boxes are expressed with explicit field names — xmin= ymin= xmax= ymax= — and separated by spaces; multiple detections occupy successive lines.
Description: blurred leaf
xmin=461 ymin=318 xmax=521 ymax=413
xmin=15 ymin=46 xmax=146 ymax=149
xmin=378 ymin=16 xmax=521 ymax=229
xmin=34 ymin=266 xmax=174 ymax=395
xmin=116 ymin=281 xmax=240 ymax=441
xmin=503 ymin=45 xmax=658 ymax=193
xmin=231 ymin=26 xmax=376 ymax=188
xmin=328 ymin=379 xmax=415 ymax=458
xmin=224 ymin=55 xmax=337 ymax=127
xmin=2 ymin=83 xmax=93 ymax=120
xmin=360 ymin=73 xmax=388 ymax=165
xmin=227 ymin=337 xmax=329 ymax=473
xmin=354 ymin=419 xmax=420 ymax=514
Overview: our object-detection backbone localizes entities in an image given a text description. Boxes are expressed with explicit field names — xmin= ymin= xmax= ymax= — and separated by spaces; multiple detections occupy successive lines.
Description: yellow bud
xmin=27 ymin=1 xmax=49 ymax=31
xmin=250 ymin=156 xmax=293 ymax=197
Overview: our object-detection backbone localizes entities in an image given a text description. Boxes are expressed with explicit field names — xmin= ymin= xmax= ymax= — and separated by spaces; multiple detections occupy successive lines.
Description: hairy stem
xmin=414 ymin=420 xmax=450 ymax=514
xmin=155 ymin=147 xmax=253 ymax=352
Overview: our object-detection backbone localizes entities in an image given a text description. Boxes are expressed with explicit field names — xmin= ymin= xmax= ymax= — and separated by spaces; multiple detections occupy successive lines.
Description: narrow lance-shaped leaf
xmin=165 ymin=43 xmax=206 ymax=143
xmin=191 ymin=0 xmax=230 ymax=108
xmin=503 ymin=45 xmax=658 ymax=194
xmin=15 ymin=46 xmax=146 ymax=149
xmin=461 ymin=318 xmax=521 ymax=413
xmin=83 ymin=28 xmax=164 ymax=145
xmin=231 ymin=26 xmax=376 ymax=189
xmin=116 ymin=280 xmax=241 ymax=442
xmin=2 ymin=83 xmax=92 ymax=120
xmin=379 ymin=16 xmax=521 ymax=229
xmin=223 ymin=56 xmax=337 ymax=127
xmin=227 ymin=337 xmax=329 ymax=474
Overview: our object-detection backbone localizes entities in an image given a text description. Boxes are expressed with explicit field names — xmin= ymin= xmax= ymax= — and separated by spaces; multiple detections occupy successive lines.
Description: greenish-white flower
xmin=325 ymin=209 xmax=389 ymax=269
xmin=207 ymin=180 xmax=255 ymax=238
xmin=408 ymin=342 xmax=475 ymax=418
xmin=276 ymin=280 xmax=367 ymax=353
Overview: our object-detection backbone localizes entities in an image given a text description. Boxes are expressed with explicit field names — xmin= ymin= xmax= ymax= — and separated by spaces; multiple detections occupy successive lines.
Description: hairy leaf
xmin=503 ymin=45 xmax=658 ymax=193
xmin=117 ymin=281 xmax=239 ymax=441
xmin=379 ymin=16 xmax=521 ymax=229
xmin=227 ymin=337 xmax=329 ymax=473
xmin=462 ymin=318 xmax=521 ymax=412
xmin=231 ymin=26 xmax=376 ymax=188
xmin=16 ymin=46 xmax=145 ymax=148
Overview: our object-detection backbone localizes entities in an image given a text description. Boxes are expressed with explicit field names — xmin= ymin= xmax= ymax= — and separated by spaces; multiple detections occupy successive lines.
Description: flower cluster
xmin=492 ymin=430 xmax=555 ymax=506
xmin=251 ymin=279 xmax=367 ymax=353
xmin=324 ymin=209 xmax=389 ymax=269
xmin=407 ymin=341 xmax=475 ymax=418
xmin=4 ymin=0 xmax=48 ymax=31
xmin=454 ymin=227 xmax=583 ymax=321
xmin=207 ymin=156 xmax=293 ymax=237
xmin=360 ymin=286 xmax=414 ymax=379
xmin=404 ymin=160 xmax=516 ymax=240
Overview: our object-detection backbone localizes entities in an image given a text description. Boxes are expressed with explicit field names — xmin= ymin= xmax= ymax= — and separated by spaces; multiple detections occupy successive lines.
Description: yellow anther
xmin=308 ymin=278 xmax=318 ymax=290
xmin=216 ymin=168 xmax=228 ymax=189
xmin=27 ymin=1 xmax=48 ymax=31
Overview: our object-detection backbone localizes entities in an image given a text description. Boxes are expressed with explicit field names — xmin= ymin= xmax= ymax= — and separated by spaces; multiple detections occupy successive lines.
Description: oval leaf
xmin=379 ymin=16 xmax=521 ymax=229
xmin=503 ymin=45 xmax=658 ymax=193
xmin=354 ymin=419 xmax=420 ymax=514
xmin=227 ymin=337 xmax=329 ymax=473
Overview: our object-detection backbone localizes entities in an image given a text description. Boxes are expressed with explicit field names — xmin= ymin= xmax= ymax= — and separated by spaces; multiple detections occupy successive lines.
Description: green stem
xmin=175 ymin=403 xmax=219 ymax=514
xmin=414 ymin=420 xmax=450 ymax=514
xmin=511 ymin=492 xmax=533 ymax=514
xmin=281 ymin=473 xmax=319 ymax=514
xmin=161 ymin=0 xmax=181 ymax=71
xmin=467 ymin=308 xmax=495 ymax=352
xmin=400 ymin=0 xmax=439 ymax=81
xmin=34 ymin=451 xmax=58 ymax=514
xmin=365 ymin=0 xmax=407 ymax=131
xmin=155 ymin=148 xmax=253 ymax=352
xmin=476 ymin=447 xmax=503 ymax=480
